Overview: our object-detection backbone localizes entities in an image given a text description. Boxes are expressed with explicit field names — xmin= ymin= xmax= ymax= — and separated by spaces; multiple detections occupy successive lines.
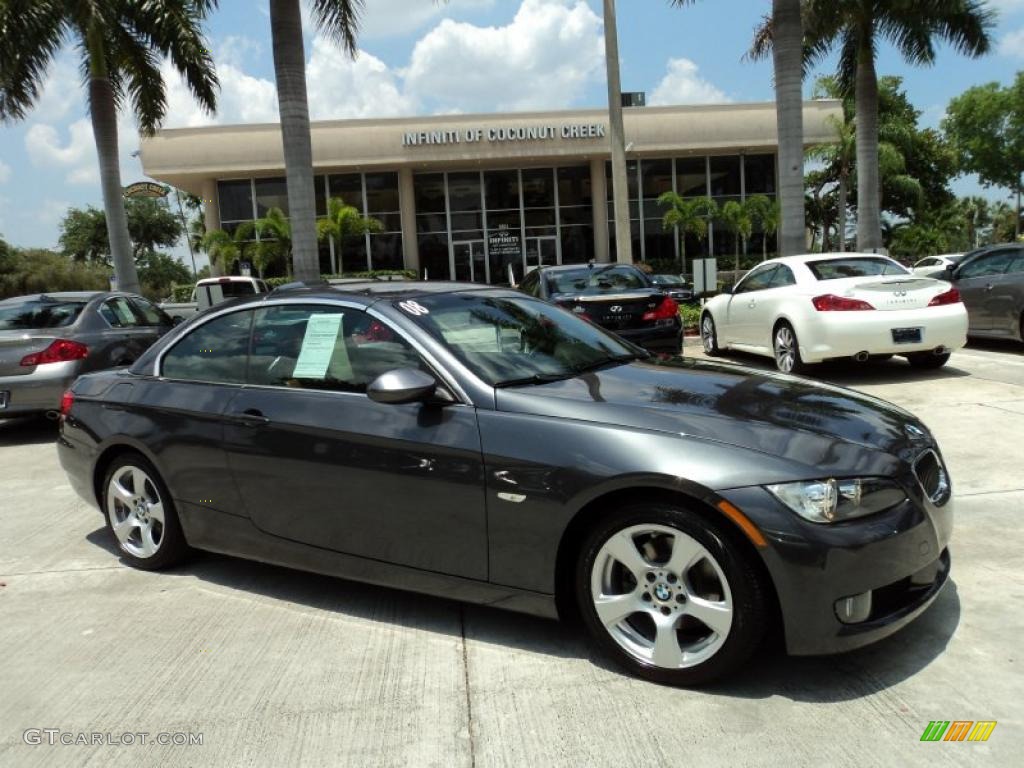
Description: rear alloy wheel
xmin=576 ymin=504 xmax=766 ymax=686
xmin=103 ymin=454 xmax=189 ymax=570
xmin=906 ymin=352 xmax=951 ymax=370
xmin=773 ymin=322 xmax=805 ymax=374
xmin=701 ymin=313 xmax=721 ymax=356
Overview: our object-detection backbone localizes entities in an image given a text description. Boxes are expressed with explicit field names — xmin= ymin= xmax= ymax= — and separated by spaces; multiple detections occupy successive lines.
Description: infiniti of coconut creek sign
xmin=402 ymin=122 xmax=607 ymax=147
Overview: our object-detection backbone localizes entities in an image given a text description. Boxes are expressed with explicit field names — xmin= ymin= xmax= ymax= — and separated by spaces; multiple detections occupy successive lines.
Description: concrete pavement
xmin=1 ymin=341 xmax=1022 ymax=767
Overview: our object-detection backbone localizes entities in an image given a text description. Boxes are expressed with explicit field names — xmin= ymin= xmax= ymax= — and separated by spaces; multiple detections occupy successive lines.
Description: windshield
xmin=0 ymin=299 xmax=87 ymax=330
xmin=807 ymin=257 xmax=909 ymax=281
xmin=396 ymin=293 xmax=642 ymax=386
xmin=651 ymin=275 xmax=684 ymax=286
xmin=546 ymin=265 xmax=650 ymax=294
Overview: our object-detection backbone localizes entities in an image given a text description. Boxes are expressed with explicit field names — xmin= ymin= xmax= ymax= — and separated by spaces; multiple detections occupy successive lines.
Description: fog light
xmin=835 ymin=591 xmax=872 ymax=624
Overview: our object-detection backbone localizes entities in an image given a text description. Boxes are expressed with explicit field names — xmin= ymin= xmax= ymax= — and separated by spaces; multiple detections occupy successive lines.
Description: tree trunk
xmin=270 ymin=0 xmax=320 ymax=283
xmin=87 ymin=62 xmax=140 ymax=293
xmin=603 ymin=0 xmax=632 ymax=264
xmin=838 ymin=173 xmax=848 ymax=252
xmin=734 ymin=238 xmax=740 ymax=275
xmin=1016 ymin=176 xmax=1022 ymax=240
xmin=855 ymin=43 xmax=883 ymax=252
xmin=772 ymin=0 xmax=806 ymax=256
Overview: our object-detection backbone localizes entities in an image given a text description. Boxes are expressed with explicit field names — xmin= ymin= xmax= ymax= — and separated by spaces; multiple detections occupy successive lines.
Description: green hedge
xmin=168 ymin=283 xmax=194 ymax=303
xmin=678 ymin=303 xmax=701 ymax=330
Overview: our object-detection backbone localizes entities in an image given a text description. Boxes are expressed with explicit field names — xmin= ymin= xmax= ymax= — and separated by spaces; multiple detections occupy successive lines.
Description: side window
xmin=100 ymin=297 xmax=141 ymax=328
xmin=129 ymin=297 xmax=172 ymax=327
xmin=769 ymin=265 xmax=796 ymax=288
xmin=959 ymin=252 xmax=1015 ymax=279
xmin=734 ymin=265 xmax=778 ymax=294
xmin=520 ymin=272 xmax=540 ymax=297
xmin=248 ymin=305 xmax=425 ymax=393
xmin=161 ymin=310 xmax=253 ymax=384
xmin=1007 ymin=250 xmax=1024 ymax=274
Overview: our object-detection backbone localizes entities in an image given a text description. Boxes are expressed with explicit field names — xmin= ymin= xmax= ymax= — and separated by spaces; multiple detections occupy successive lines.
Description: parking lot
xmin=1 ymin=340 xmax=1021 ymax=767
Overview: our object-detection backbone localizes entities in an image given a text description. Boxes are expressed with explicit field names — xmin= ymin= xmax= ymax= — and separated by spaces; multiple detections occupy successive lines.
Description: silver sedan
xmin=0 ymin=291 xmax=173 ymax=418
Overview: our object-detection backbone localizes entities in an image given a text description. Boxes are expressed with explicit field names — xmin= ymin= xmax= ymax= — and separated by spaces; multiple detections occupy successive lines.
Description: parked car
xmin=912 ymin=253 xmax=967 ymax=276
xmin=160 ymin=276 xmax=270 ymax=322
xmin=700 ymin=253 xmax=968 ymax=373
xmin=939 ymin=244 xmax=1024 ymax=342
xmin=649 ymin=273 xmax=695 ymax=302
xmin=518 ymin=263 xmax=682 ymax=352
xmin=0 ymin=291 xmax=173 ymax=418
xmin=58 ymin=282 xmax=951 ymax=685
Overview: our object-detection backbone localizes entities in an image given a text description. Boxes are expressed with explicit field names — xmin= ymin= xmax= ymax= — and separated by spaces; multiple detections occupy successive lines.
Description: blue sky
xmin=1 ymin=0 xmax=1023 ymax=257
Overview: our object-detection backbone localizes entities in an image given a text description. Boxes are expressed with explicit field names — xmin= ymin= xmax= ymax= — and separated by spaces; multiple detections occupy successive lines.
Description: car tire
xmin=575 ymin=503 xmax=767 ymax=686
xmin=102 ymin=453 xmax=190 ymax=570
xmin=700 ymin=313 xmax=721 ymax=356
xmin=773 ymin=322 xmax=806 ymax=374
xmin=907 ymin=352 xmax=951 ymax=370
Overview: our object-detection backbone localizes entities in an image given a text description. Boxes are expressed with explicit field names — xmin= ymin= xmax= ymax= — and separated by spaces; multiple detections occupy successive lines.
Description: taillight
xmin=643 ymin=296 xmax=679 ymax=321
xmin=20 ymin=339 xmax=89 ymax=366
xmin=811 ymin=294 xmax=876 ymax=311
xmin=928 ymin=287 xmax=961 ymax=306
xmin=59 ymin=390 xmax=75 ymax=418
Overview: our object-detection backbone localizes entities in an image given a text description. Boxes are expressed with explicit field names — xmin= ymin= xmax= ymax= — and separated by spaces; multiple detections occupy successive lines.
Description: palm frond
xmin=0 ymin=1 xmax=67 ymax=120
xmin=311 ymin=0 xmax=363 ymax=56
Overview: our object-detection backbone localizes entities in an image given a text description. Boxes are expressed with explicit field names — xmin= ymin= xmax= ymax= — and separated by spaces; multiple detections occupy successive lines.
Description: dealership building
xmin=140 ymin=101 xmax=840 ymax=282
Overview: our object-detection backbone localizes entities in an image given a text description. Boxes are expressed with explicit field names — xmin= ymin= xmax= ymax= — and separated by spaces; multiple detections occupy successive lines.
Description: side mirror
xmin=172 ymin=316 xmax=185 ymax=326
xmin=367 ymin=368 xmax=439 ymax=405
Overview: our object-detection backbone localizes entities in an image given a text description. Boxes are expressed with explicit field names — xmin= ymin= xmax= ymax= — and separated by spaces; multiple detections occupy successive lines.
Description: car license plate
xmin=891 ymin=327 xmax=922 ymax=344
xmin=0 ymin=390 xmax=8 ymax=410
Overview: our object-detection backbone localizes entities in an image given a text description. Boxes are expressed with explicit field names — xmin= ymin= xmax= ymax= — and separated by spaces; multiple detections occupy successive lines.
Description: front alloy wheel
xmin=701 ymin=314 xmax=721 ymax=356
xmin=773 ymin=323 xmax=805 ymax=374
xmin=576 ymin=504 xmax=766 ymax=685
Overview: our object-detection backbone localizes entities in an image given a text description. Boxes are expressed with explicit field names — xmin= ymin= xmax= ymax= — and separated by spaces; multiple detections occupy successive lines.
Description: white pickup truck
xmin=160 ymin=276 xmax=270 ymax=322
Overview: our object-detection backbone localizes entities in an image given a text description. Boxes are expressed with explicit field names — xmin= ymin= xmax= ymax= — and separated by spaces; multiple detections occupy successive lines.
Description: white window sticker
xmin=293 ymin=314 xmax=346 ymax=379
xmin=399 ymin=300 xmax=430 ymax=316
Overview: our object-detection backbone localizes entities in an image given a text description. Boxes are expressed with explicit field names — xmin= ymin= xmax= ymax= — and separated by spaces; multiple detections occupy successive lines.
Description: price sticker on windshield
xmin=398 ymin=300 xmax=430 ymax=316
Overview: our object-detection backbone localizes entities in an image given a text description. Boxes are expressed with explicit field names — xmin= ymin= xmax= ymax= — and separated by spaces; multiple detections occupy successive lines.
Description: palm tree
xmin=200 ymin=229 xmax=240 ymax=275
xmin=745 ymin=195 xmax=780 ymax=261
xmin=252 ymin=207 xmax=293 ymax=277
xmin=267 ymin=0 xmax=361 ymax=282
xmin=657 ymin=192 xmax=718 ymax=277
xmin=807 ymin=112 xmax=855 ymax=253
xmin=0 ymin=1 xmax=219 ymax=295
xmin=719 ymin=201 xmax=753 ymax=275
xmin=800 ymin=0 xmax=993 ymax=252
xmin=316 ymin=197 xmax=382 ymax=274
xmin=675 ymin=0 xmax=806 ymax=257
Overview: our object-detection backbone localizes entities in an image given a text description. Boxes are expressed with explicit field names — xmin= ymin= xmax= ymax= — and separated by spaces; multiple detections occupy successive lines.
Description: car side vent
xmin=913 ymin=450 xmax=950 ymax=505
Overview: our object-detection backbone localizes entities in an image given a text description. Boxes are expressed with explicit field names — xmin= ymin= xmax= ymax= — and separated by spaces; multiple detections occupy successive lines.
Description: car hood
xmin=494 ymin=357 xmax=933 ymax=478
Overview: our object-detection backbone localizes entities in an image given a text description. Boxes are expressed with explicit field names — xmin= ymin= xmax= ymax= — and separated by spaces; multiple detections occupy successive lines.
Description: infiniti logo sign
xmin=609 ymin=305 xmax=623 ymax=314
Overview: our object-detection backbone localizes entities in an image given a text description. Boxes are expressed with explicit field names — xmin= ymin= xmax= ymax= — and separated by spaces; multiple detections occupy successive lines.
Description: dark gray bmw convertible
xmin=57 ymin=281 xmax=952 ymax=685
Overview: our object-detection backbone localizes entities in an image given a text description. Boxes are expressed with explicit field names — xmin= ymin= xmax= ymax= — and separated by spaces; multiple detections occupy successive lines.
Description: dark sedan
xmin=0 ymin=291 xmax=174 ymax=418
xmin=518 ymin=263 xmax=683 ymax=352
xmin=57 ymin=282 xmax=952 ymax=685
xmin=937 ymin=244 xmax=1024 ymax=342
xmin=649 ymin=273 xmax=695 ymax=302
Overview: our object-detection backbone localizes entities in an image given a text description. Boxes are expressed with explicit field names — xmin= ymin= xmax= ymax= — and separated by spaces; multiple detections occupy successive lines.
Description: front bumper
xmin=0 ymin=361 xmax=80 ymax=417
xmin=797 ymin=305 xmax=968 ymax=362
xmin=720 ymin=481 xmax=953 ymax=656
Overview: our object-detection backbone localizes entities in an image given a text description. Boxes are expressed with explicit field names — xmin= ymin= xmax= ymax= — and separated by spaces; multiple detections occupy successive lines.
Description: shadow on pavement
xmin=85 ymin=522 xmax=961 ymax=697
xmin=965 ymin=337 xmax=1023 ymax=355
xmin=0 ymin=415 xmax=58 ymax=446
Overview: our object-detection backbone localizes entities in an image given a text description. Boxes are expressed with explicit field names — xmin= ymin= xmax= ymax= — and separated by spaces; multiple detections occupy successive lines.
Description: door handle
xmin=747 ymin=301 xmax=757 ymax=308
xmin=231 ymin=409 xmax=270 ymax=426
xmin=985 ymin=284 xmax=994 ymax=291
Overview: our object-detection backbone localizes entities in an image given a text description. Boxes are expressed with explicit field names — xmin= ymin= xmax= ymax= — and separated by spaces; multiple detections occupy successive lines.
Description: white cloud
xmin=31 ymin=57 xmax=82 ymax=122
xmin=306 ymin=38 xmax=415 ymax=118
xmin=162 ymin=59 xmax=278 ymax=128
xmin=360 ymin=0 xmax=495 ymax=39
xmin=0 ymin=160 xmax=10 ymax=184
xmin=403 ymin=0 xmax=605 ymax=112
xmin=989 ymin=0 xmax=1024 ymax=14
xmin=649 ymin=58 xmax=730 ymax=106
xmin=25 ymin=119 xmax=95 ymax=170
xmin=998 ymin=27 xmax=1024 ymax=58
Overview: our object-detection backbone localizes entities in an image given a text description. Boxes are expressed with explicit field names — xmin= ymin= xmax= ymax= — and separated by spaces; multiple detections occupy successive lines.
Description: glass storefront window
xmin=557 ymin=166 xmax=592 ymax=207
xmin=447 ymin=172 xmax=482 ymax=212
xmin=605 ymin=160 xmax=640 ymax=201
xmin=744 ymin=154 xmax=776 ymax=195
xmin=364 ymin=172 xmax=399 ymax=214
xmin=254 ymin=177 xmax=289 ymax=217
xmin=370 ymin=233 xmax=403 ymax=271
xmin=418 ymin=233 xmax=449 ymax=280
xmin=328 ymin=173 xmax=363 ymax=212
xmin=709 ymin=156 xmax=741 ymax=197
xmin=676 ymin=157 xmax=707 ymax=197
xmin=315 ymin=175 xmax=326 ymax=217
xmin=560 ymin=226 xmax=593 ymax=264
xmin=335 ymin=234 xmax=368 ymax=273
xmin=414 ymin=173 xmax=446 ymax=213
xmin=521 ymin=168 xmax=555 ymax=208
xmin=218 ymin=179 xmax=253 ymax=223
xmin=485 ymin=170 xmax=519 ymax=209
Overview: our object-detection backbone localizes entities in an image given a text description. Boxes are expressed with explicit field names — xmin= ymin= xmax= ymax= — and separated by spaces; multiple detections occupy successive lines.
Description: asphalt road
xmin=1 ymin=340 xmax=1022 ymax=767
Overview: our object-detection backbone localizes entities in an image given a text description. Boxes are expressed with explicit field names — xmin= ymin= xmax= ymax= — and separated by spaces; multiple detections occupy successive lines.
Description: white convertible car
xmin=700 ymin=254 xmax=968 ymax=373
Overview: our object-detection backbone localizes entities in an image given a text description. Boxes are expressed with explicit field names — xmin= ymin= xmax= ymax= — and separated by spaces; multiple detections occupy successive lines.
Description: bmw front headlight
xmin=766 ymin=478 xmax=907 ymax=524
